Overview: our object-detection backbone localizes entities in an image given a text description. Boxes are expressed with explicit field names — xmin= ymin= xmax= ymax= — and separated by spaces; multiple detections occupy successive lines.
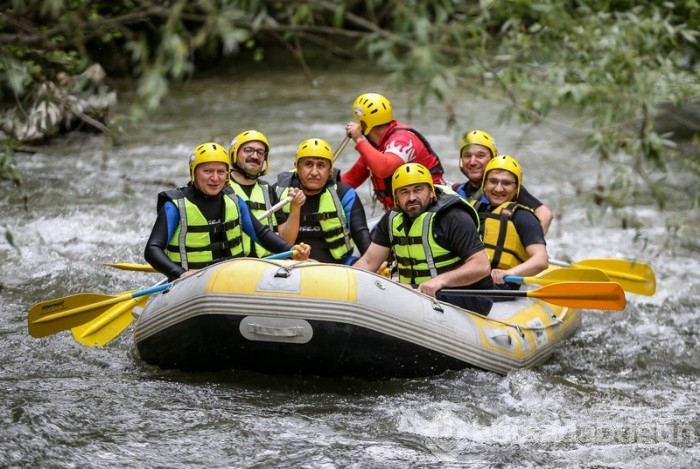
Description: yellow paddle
xmin=440 ymin=281 xmax=626 ymax=310
xmin=70 ymin=294 xmax=150 ymax=346
xmin=504 ymin=267 xmax=610 ymax=286
xmin=66 ymin=248 xmax=299 ymax=346
xmin=70 ymin=279 xmax=168 ymax=346
xmin=549 ymin=258 xmax=656 ymax=295
xmin=28 ymin=282 xmax=172 ymax=338
xmin=105 ymin=262 xmax=157 ymax=272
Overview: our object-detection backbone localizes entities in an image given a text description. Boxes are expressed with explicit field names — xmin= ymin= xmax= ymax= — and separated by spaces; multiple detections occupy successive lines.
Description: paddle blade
xmin=573 ymin=258 xmax=656 ymax=296
xmin=104 ymin=263 xmax=157 ymax=273
xmin=528 ymin=282 xmax=626 ymax=310
xmin=541 ymin=267 xmax=610 ymax=283
xmin=28 ymin=293 xmax=120 ymax=338
xmin=71 ymin=295 xmax=146 ymax=347
xmin=509 ymin=268 xmax=611 ymax=286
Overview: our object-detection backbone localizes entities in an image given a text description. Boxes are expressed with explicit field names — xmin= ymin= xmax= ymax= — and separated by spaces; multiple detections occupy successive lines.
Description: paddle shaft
xmin=333 ymin=136 xmax=351 ymax=162
xmin=107 ymin=249 xmax=296 ymax=272
xmin=257 ymin=196 xmax=292 ymax=221
xmin=440 ymin=281 xmax=626 ymax=310
xmin=105 ymin=263 xmax=157 ymax=272
xmin=265 ymin=249 xmax=296 ymax=260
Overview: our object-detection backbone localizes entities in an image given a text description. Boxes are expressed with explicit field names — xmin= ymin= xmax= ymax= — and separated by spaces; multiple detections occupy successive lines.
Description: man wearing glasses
xmin=475 ymin=155 xmax=549 ymax=291
xmin=229 ymin=130 xmax=306 ymax=257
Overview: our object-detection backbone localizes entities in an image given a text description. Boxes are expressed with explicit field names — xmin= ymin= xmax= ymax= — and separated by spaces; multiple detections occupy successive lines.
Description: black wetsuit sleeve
xmin=434 ymin=205 xmax=494 ymax=290
xmin=516 ymin=185 xmax=543 ymax=210
xmin=512 ymin=209 xmax=546 ymax=246
xmin=370 ymin=211 xmax=394 ymax=247
xmin=349 ymin=191 xmax=372 ymax=255
xmin=252 ymin=215 xmax=295 ymax=253
xmin=144 ymin=208 xmax=186 ymax=280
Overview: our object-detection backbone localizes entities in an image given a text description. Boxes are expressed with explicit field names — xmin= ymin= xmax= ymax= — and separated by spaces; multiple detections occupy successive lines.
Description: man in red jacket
xmin=341 ymin=93 xmax=445 ymax=211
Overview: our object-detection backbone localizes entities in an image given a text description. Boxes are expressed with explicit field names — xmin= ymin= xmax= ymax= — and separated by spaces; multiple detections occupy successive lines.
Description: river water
xmin=2 ymin=67 xmax=699 ymax=468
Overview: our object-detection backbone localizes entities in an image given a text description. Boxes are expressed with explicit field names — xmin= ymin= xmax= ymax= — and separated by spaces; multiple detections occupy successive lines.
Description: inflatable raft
xmin=133 ymin=258 xmax=581 ymax=378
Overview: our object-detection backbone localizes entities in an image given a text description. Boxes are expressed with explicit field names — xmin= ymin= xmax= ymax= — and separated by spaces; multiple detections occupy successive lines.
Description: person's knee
xmin=472 ymin=297 xmax=493 ymax=316
xmin=436 ymin=294 xmax=492 ymax=315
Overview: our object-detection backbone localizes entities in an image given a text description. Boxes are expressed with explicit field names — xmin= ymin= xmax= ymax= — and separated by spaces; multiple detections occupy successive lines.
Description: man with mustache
xmin=354 ymin=163 xmax=493 ymax=315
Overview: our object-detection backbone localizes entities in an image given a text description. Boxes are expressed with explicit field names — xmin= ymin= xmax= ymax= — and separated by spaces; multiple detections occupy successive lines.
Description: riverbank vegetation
xmin=1 ymin=0 xmax=698 ymax=210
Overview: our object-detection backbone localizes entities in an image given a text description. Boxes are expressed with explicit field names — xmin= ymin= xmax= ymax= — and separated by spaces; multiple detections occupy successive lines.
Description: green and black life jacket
xmin=162 ymin=186 xmax=245 ymax=270
xmin=230 ymin=179 xmax=277 ymax=258
xmin=388 ymin=189 xmax=479 ymax=284
xmin=276 ymin=172 xmax=354 ymax=261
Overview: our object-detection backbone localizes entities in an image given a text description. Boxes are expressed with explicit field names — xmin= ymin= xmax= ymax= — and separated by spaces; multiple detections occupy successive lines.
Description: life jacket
xmin=452 ymin=181 xmax=483 ymax=206
xmin=162 ymin=186 xmax=245 ymax=270
xmin=230 ymin=179 xmax=277 ymax=258
xmin=388 ymin=189 xmax=479 ymax=284
xmin=438 ymin=184 xmax=478 ymax=223
xmin=372 ymin=125 xmax=445 ymax=209
xmin=276 ymin=172 xmax=354 ymax=261
xmin=478 ymin=201 xmax=533 ymax=270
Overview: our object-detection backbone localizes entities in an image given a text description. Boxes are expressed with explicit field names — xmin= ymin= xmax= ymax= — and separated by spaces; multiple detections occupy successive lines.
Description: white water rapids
xmin=1 ymin=68 xmax=698 ymax=468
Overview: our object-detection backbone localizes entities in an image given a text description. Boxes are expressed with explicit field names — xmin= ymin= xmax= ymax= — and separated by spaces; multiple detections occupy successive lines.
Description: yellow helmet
xmin=482 ymin=154 xmax=522 ymax=197
xmin=295 ymin=138 xmax=333 ymax=168
xmin=352 ymin=93 xmax=393 ymax=135
xmin=189 ymin=142 xmax=230 ymax=182
xmin=229 ymin=130 xmax=270 ymax=176
xmin=392 ymin=163 xmax=434 ymax=198
xmin=459 ymin=130 xmax=498 ymax=158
